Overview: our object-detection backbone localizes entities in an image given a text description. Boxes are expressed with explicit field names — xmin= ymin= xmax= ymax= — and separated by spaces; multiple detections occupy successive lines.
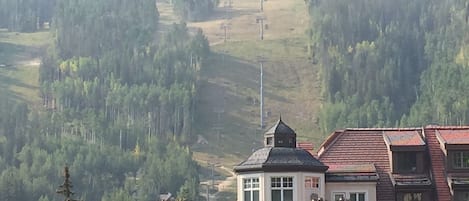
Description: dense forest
xmin=0 ymin=0 xmax=55 ymax=32
xmin=307 ymin=0 xmax=469 ymax=134
xmin=1 ymin=0 xmax=210 ymax=200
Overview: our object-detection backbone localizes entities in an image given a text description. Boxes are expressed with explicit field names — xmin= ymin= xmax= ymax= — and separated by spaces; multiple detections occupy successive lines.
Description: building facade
xmin=234 ymin=121 xmax=469 ymax=201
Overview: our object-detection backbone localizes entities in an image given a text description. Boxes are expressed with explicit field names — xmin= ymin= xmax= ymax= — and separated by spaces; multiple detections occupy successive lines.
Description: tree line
xmin=0 ymin=0 xmax=55 ymax=32
xmin=307 ymin=0 xmax=469 ymax=134
xmin=0 ymin=0 xmax=219 ymax=32
xmin=0 ymin=97 xmax=200 ymax=201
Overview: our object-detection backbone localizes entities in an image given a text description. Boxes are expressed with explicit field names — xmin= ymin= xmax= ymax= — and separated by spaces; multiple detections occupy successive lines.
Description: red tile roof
xmin=297 ymin=142 xmax=314 ymax=154
xmin=383 ymin=131 xmax=425 ymax=146
xmin=317 ymin=126 xmax=469 ymax=201
xmin=425 ymin=129 xmax=451 ymax=201
xmin=318 ymin=129 xmax=396 ymax=201
xmin=436 ymin=129 xmax=469 ymax=144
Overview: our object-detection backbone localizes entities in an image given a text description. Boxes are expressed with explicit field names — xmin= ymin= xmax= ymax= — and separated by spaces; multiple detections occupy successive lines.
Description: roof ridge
xmin=345 ymin=127 xmax=422 ymax=131
xmin=317 ymin=130 xmax=344 ymax=158
xmin=425 ymin=125 xmax=469 ymax=129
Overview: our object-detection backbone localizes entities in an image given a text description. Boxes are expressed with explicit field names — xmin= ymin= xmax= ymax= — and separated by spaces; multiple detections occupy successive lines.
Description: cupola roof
xmin=265 ymin=117 xmax=296 ymax=136
xmin=235 ymin=118 xmax=328 ymax=173
xmin=233 ymin=147 xmax=328 ymax=173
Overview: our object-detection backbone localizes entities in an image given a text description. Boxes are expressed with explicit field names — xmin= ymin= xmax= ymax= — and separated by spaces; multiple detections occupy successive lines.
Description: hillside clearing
xmin=0 ymin=30 xmax=50 ymax=106
xmin=155 ymin=0 xmax=325 ymax=198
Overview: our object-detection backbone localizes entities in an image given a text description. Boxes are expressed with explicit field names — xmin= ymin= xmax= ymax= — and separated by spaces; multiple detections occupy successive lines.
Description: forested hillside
xmin=0 ymin=0 xmax=55 ymax=32
xmin=1 ymin=0 xmax=210 ymax=200
xmin=0 ymin=99 xmax=200 ymax=201
xmin=307 ymin=0 xmax=469 ymax=133
xmin=40 ymin=0 xmax=209 ymax=145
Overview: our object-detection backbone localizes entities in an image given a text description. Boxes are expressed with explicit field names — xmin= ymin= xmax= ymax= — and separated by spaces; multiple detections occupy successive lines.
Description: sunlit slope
xmin=156 ymin=0 xmax=324 ymax=162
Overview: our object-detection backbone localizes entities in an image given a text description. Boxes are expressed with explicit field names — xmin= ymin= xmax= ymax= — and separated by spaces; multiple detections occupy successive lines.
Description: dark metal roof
xmin=326 ymin=164 xmax=379 ymax=182
xmin=265 ymin=118 xmax=296 ymax=136
xmin=391 ymin=174 xmax=432 ymax=188
xmin=234 ymin=147 xmax=328 ymax=173
xmin=326 ymin=172 xmax=379 ymax=182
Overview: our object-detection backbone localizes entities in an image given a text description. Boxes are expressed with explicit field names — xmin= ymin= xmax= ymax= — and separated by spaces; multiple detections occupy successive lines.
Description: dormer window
xmin=455 ymin=191 xmax=469 ymax=201
xmin=396 ymin=152 xmax=417 ymax=173
xmin=383 ymin=131 xmax=425 ymax=174
xmin=453 ymin=151 xmax=469 ymax=169
xmin=267 ymin=137 xmax=273 ymax=146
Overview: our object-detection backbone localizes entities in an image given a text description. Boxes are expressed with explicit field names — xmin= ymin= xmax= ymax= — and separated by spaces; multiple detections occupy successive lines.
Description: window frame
xmin=452 ymin=151 xmax=469 ymax=169
xmin=332 ymin=192 xmax=345 ymax=201
xmin=454 ymin=191 xmax=469 ymax=201
xmin=271 ymin=176 xmax=294 ymax=201
xmin=243 ymin=177 xmax=260 ymax=201
xmin=349 ymin=192 xmax=366 ymax=201
xmin=395 ymin=151 xmax=418 ymax=173
xmin=266 ymin=137 xmax=273 ymax=145
xmin=331 ymin=191 xmax=368 ymax=201
xmin=402 ymin=192 xmax=422 ymax=201
xmin=304 ymin=176 xmax=320 ymax=189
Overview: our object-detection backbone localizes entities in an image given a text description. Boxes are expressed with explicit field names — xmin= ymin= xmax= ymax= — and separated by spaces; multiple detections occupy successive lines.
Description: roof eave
xmin=234 ymin=164 xmax=329 ymax=173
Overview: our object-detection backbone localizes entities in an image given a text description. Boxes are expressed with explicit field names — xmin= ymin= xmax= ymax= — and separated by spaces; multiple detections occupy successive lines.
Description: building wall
xmin=237 ymin=172 xmax=326 ymax=201
xmin=325 ymin=182 xmax=377 ymax=201
xmin=237 ymin=173 xmax=265 ymax=201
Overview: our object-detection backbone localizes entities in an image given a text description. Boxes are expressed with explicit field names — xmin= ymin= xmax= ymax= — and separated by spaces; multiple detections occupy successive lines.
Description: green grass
xmin=194 ymin=36 xmax=324 ymax=158
xmin=212 ymin=37 xmax=309 ymax=62
xmin=0 ymin=29 xmax=51 ymax=106
xmin=0 ymin=64 xmax=40 ymax=104
xmin=158 ymin=0 xmax=325 ymax=197
xmin=0 ymin=30 xmax=51 ymax=46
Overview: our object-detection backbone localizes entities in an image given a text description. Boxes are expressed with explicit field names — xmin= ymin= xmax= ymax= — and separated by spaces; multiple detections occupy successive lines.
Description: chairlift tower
xmin=220 ymin=22 xmax=231 ymax=43
xmin=256 ymin=16 xmax=267 ymax=40
xmin=257 ymin=56 xmax=267 ymax=129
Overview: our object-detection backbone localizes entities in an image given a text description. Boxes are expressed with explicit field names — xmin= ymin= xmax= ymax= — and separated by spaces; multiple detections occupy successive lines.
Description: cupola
xmin=264 ymin=117 xmax=296 ymax=148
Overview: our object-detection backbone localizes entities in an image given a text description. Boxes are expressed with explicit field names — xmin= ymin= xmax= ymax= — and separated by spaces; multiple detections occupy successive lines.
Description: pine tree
xmin=56 ymin=166 xmax=79 ymax=201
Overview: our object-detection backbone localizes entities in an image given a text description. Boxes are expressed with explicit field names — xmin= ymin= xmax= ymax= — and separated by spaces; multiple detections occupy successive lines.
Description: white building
xmin=234 ymin=119 xmax=379 ymax=201
xmin=234 ymin=119 xmax=329 ymax=201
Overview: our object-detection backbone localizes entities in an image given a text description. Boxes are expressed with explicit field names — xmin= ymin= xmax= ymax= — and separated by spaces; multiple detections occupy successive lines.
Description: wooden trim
xmin=390 ymin=145 xmax=426 ymax=152
xmin=446 ymin=144 xmax=469 ymax=150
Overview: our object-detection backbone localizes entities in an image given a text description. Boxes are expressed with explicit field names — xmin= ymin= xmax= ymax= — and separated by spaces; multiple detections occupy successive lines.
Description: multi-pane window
xmin=243 ymin=178 xmax=259 ymax=201
xmin=453 ymin=151 xmax=469 ymax=169
xmin=350 ymin=192 xmax=365 ymax=201
xmin=403 ymin=193 xmax=422 ymax=201
xmin=333 ymin=192 xmax=345 ymax=201
xmin=271 ymin=177 xmax=293 ymax=201
xmin=454 ymin=191 xmax=469 ymax=201
xmin=304 ymin=176 xmax=320 ymax=189
xmin=332 ymin=192 xmax=366 ymax=201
